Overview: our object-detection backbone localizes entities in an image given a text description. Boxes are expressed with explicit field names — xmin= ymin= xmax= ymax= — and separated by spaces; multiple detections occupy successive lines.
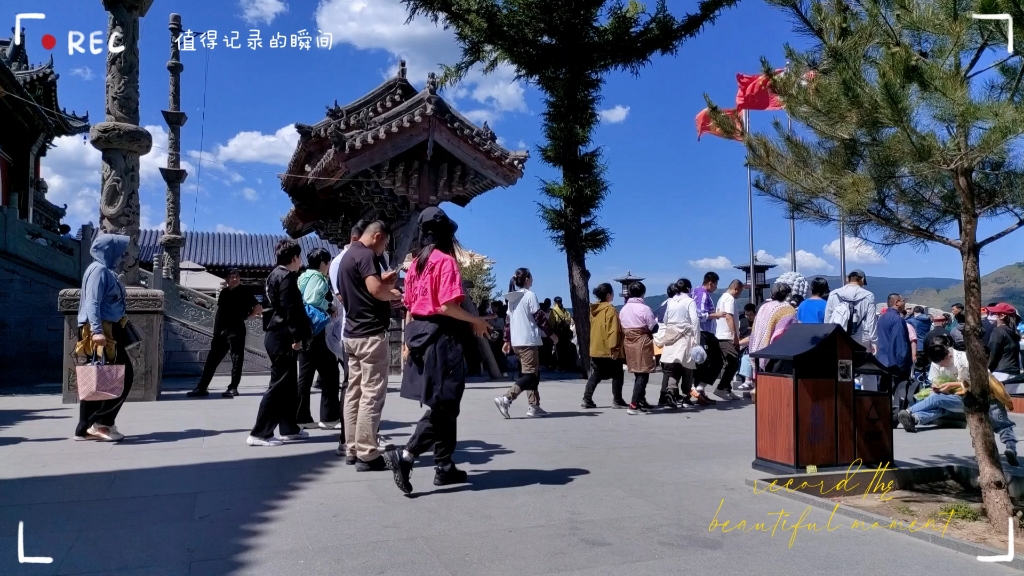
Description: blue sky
xmin=6 ymin=0 xmax=1017 ymax=300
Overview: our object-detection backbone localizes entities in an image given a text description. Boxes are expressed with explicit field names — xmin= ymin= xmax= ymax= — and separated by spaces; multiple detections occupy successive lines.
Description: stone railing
xmin=0 ymin=205 xmax=85 ymax=284
xmin=140 ymin=268 xmax=267 ymax=357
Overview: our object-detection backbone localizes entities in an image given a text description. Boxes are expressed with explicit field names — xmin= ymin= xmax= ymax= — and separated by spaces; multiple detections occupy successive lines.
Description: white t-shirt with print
xmin=715 ymin=292 xmax=737 ymax=341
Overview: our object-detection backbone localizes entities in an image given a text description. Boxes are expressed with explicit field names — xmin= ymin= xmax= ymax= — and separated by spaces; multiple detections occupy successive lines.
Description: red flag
xmin=696 ymin=108 xmax=744 ymax=141
xmin=735 ymin=71 xmax=784 ymax=111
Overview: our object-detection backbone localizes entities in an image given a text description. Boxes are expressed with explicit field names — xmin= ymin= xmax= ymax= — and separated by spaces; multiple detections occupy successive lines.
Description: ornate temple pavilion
xmin=279 ymin=61 xmax=528 ymax=257
xmin=0 ymin=33 xmax=90 ymax=231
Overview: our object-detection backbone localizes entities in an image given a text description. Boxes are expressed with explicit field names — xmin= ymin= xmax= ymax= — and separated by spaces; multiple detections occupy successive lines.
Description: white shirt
xmin=507 ymin=288 xmax=542 ymax=347
xmin=665 ymin=293 xmax=698 ymax=328
xmin=928 ymin=349 xmax=969 ymax=384
xmin=328 ymin=245 xmax=351 ymax=329
xmin=715 ymin=293 xmax=737 ymax=340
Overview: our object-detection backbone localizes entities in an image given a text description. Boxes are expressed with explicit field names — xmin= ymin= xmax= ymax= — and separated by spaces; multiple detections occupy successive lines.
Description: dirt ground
xmin=834 ymin=480 xmax=1023 ymax=552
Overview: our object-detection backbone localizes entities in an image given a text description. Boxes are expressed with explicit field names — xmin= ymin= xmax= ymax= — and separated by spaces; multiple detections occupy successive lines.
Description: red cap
xmin=988 ymin=302 xmax=1017 ymax=315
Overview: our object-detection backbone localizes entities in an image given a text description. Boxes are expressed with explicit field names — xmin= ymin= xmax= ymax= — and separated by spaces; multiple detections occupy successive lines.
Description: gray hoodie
xmin=824 ymin=283 xmax=877 ymax=346
xmin=78 ymin=234 xmax=129 ymax=332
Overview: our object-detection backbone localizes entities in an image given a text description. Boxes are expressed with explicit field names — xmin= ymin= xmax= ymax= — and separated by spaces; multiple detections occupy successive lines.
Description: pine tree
xmin=402 ymin=0 xmax=740 ymax=374
xmin=712 ymin=0 xmax=1024 ymax=531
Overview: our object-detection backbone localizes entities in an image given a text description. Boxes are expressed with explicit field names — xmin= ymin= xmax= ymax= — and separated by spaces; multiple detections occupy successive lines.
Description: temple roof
xmin=279 ymin=61 xmax=528 ymax=243
xmin=138 ymin=229 xmax=339 ymax=271
xmin=0 ymin=34 xmax=90 ymax=138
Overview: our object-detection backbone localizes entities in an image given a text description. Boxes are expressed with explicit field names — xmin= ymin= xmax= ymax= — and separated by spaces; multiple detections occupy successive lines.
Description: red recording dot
xmin=41 ymin=34 xmax=57 ymax=50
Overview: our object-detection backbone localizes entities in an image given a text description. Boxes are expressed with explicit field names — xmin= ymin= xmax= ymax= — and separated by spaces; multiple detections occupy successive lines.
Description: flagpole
xmin=745 ymin=109 xmax=757 ymax=306
xmin=787 ymin=114 xmax=796 ymax=272
xmin=839 ymin=217 xmax=847 ymax=279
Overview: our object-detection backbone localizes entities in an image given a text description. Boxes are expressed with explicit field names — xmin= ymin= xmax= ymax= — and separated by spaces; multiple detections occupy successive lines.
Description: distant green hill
xmin=907 ymin=263 xmax=1024 ymax=310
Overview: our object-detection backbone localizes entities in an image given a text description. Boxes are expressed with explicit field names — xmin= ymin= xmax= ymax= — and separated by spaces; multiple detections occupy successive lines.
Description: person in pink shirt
xmin=383 ymin=208 xmax=489 ymax=495
xmin=619 ymin=281 xmax=658 ymax=414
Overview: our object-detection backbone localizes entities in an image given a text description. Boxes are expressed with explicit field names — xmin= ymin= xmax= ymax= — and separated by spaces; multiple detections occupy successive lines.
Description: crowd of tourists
xmin=69 ymin=222 xmax=1023 ymax=492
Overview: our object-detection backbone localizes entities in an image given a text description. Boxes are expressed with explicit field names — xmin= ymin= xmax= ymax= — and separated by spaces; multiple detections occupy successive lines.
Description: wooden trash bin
xmin=750 ymin=324 xmax=894 ymax=473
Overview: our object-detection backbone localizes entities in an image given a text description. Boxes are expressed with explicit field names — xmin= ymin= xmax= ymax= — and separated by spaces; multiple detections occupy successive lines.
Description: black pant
xmin=630 ymin=373 xmax=651 ymax=405
xmin=660 ymin=363 xmax=693 ymax=401
xmin=583 ymin=357 xmax=624 ymax=402
xmin=298 ymin=331 xmax=341 ymax=425
xmin=406 ymin=403 xmax=458 ymax=471
xmin=197 ymin=332 xmax=245 ymax=391
xmin=250 ymin=352 xmax=301 ymax=438
xmin=718 ymin=339 xmax=740 ymax=391
xmin=76 ymin=328 xmax=134 ymax=437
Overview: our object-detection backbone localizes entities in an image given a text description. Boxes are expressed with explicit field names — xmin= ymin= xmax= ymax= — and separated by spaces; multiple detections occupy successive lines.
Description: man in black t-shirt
xmin=338 ymin=221 xmax=401 ymax=471
xmin=188 ymin=269 xmax=261 ymax=398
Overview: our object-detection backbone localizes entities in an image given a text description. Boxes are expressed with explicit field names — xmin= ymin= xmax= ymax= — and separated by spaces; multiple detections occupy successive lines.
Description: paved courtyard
xmin=0 ymin=374 xmax=1020 ymax=575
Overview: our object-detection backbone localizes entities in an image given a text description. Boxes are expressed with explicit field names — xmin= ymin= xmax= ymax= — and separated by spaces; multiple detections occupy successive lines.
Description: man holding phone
xmin=337 ymin=220 xmax=402 ymax=471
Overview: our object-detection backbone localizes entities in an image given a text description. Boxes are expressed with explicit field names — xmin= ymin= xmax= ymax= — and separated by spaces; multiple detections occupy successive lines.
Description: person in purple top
xmin=691 ymin=272 xmax=727 ymax=334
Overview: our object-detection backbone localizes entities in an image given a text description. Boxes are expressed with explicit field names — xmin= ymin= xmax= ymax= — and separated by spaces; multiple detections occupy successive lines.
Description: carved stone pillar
xmin=59 ymin=289 xmax=165 ymax=403
xmin=92 ymin=0 xmax=154 ymax=287
xmin=158 ymin=12 xmax=187 ymax=283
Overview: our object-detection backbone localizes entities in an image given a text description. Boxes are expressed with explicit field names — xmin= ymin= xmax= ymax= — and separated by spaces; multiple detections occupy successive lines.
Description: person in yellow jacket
xmin=897 ymin=333 xmax=1018 ymax=466
xmin=581 ymin=283 xmax=627 ymax=409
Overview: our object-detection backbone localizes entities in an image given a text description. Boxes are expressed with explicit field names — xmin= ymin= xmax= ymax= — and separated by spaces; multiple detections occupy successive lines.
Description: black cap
xmin=418 ymin=206 xmax=458 ymax=234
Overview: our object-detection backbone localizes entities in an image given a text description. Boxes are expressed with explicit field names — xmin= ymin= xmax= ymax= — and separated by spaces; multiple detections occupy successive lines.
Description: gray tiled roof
xmin=138 ymin=229 xmax=339 ymax=270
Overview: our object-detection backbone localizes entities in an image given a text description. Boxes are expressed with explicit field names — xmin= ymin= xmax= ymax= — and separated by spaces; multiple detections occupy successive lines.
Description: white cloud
xmin=240 ymin=0 xmax=288 ymax=25
xmin=689 ymin=256 xmax=734 ymax=269
xmin=241 ymin=187 xmax=259 ymax=201
xmin=822 ymin=237 xmax=887 ymax=265
xmin=70 ymin=67 xmax=94 ymax=80
xmin=517 ymin=140 xmax=527 ymax=150
xmin=315 ymin=0 xmax=528 ymax=120
xmin=40 ymin=135 xmax=102 ymax=229
xmin=756 ymin=249 xmax=835 ymax=273
xmin=216 ymin=224 xmax=245 ymax=234
xmin=599 ymin=105 xmax=630 ymax=124
xmin=212 ymin=125 xmax=299 ymax=166
xmin=463 ymin=109 xmax=497 ymax=126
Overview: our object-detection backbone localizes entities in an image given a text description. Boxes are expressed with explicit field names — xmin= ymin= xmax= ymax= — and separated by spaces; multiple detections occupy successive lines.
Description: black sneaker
xmin=355 ymin=455 xmax=388 ymax=472
xmin=1007 ymin=449 xmax=1020 ymax=467
xmin=581 ymin=399 xmax=597 ymax=409
xmin=626 ymin=403 xmax=648 ymax=415
xmin=334 ymin=447 xmax=357 ymax=465
xmin=186 ymin=388 xmax=208 ymax=397
xmin=638 ymin=399 xmax=653 ymax=410
xmin=383 ymin=450 xmax=413 ymax=494
xmin=612 ymin=399 xmax=629 ymax=409
xmin=434 ymin=466 xmax=468 ymax=486
xmin=658 ymin=395 xmax=678 ymax=409
xmin=221 ymin=388 xmax=237 ymax=398
xmin=897 ymin=410 xmax=918 ymax=432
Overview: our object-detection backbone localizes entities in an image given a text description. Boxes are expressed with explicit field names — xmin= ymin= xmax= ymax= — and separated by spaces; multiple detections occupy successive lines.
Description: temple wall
xmin=0 ymin=255 xmax=72 ymax=386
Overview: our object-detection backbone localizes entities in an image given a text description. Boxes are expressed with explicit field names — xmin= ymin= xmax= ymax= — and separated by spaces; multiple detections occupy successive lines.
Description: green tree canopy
xmin=404 ymin=0 xmax=740 ymax=372
xmin=708 ymin=0 xmax=1024 ymax=531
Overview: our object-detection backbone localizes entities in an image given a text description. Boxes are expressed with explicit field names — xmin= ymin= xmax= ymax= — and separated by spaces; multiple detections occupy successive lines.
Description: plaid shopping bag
xmin=76 ymin=356 xmax=125 ymax=402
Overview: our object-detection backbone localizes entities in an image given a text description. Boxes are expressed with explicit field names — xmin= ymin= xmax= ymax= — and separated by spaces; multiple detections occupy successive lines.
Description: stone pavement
xmin=0 ymin=374 xmax=1019 ymax=576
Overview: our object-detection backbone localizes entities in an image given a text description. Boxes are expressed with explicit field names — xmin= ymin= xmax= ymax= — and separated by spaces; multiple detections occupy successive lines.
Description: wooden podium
xmin=750 ymin=324 xmax=893 ymax=473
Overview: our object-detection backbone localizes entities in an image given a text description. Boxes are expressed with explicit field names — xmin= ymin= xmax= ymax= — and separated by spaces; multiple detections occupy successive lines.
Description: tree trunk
xmin=960 ymin=240 xmax=1016 ymax=533
xmin=565 ymin=245 xmax=591 ymax=378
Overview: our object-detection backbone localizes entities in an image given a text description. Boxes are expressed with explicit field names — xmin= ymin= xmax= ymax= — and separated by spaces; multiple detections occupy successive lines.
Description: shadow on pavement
xmin=409 ymin=467 xmax=590 ymax=497
xmin=0 ymin=451 xmax=339 ymax=575
xmin=122 ymin=428 xmax=251 ymax=445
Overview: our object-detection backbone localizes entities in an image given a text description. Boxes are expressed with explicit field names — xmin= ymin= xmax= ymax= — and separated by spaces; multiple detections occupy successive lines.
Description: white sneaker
xmin=318 ymin=421 xmax=341 ymax=430
xmin=246 ymin=435 xmax=283 ymax=447
xmin=280 ymin=430 xmax=309 ymax=441
xmin=72 ymin=434 xmax=94 ymax=441
xmin=87 ymin=424 xmax=123 ymax=442
xmin=377 ymin=435 xmax=394 ymax=450
xmin=494 ymin=396 xmax=511 ymax=419
xmin=734 ymin=381 xmax=754 ymax=391
xmin=526 ymin=405 xmax=547 ymax=417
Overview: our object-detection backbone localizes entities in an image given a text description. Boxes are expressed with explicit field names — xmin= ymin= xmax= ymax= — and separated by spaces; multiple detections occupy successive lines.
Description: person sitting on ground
xmin=897 ymin=334 xmax=1018 ymax=466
